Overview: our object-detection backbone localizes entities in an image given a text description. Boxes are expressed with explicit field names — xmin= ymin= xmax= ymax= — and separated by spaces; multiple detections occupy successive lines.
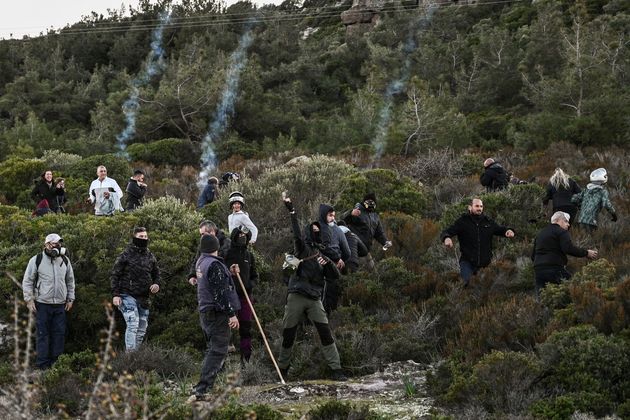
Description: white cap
xmin=44 ymin=233 xmax=62 ymax=244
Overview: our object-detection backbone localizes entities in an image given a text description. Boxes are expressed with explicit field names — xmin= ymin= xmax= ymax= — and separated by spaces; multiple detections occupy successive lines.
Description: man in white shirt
xmin=88 ymin=165 xmax=124 ymax=216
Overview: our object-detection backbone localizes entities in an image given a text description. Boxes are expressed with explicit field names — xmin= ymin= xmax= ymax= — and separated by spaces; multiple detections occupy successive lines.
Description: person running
xmin=571 ymin=168 xmax=617 ymax=232
xmin=543 ymin=168 xmax=582 ymax=225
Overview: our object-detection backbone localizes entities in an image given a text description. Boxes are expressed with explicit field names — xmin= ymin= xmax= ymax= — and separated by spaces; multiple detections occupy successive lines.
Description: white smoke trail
xmin=198 ymin=26 xmax=255 ymax=189
xmin=372 ymin=4 xmax=437 ymax=161
xmin=116 ymin=10 xmax=172 ymax=156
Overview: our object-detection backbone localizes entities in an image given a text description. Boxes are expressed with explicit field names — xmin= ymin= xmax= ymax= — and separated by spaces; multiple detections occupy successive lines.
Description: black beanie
xmin=363 ymin=192 xmax=377 ymax=202
xmin=199 ymin=234 xmax=220 ymax=254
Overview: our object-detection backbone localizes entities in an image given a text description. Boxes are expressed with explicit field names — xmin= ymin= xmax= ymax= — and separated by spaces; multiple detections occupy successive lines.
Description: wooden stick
xmin=235 ymin=271 xmax=285 ymax=384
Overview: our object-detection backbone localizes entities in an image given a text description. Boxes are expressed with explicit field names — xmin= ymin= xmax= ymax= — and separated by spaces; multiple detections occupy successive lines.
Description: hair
xmin=551 ymin=211 xmax=570 ymax=224
xmin=199 ymin=220 xmax=217 ymax=232
xmin=470 ymin=197 xmax=483 ymax=206
xmin=133 ymin=169 xmax=145 ymax=176
xmin=97 ymin=165 xmax=107 ymax=173
xmin=54 ymin=177 xmax=64 ymax=184
xmin=550 ymin=168 xmax=570 ymax=190
xmin=483 ymin=158 xmax=495 ymax=168
xmin=133 ymin=226 xmax=147 ymax=236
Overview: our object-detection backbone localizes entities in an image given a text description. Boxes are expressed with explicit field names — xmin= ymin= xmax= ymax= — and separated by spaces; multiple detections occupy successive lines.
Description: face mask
xmin=364 ymin=200 xmax=376 ymax=211
xmin=328 ymin=221 xmax=335 ymax=227
xmin=311 ymin=231 xmax=321 ymax=243
xmin=45 ymin=246 xmax=66 ymax=258
xmin=133 ymin=237 xmax=149 ymax=248
xmin=236 ymin=235 xmax=248 ymax=246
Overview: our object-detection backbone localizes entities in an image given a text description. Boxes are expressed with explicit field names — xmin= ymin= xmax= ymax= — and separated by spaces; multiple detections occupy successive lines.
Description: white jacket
xmin=228 ymin=211 xmax=258 ymax=243
xmin=88 ymin=177 xmax=124 ymax=215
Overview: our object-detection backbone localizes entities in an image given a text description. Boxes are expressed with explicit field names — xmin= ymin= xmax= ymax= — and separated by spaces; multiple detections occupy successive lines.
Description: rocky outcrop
xmin=341 ymin=0 xmax=386 ymax=36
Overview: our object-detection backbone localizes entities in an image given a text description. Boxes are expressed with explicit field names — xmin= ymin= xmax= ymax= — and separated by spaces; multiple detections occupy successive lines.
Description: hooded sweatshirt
xmin=317 ymin=204 xmax=350 ymax=263
xmin=571 ymin=183 xmax=616 ymax=226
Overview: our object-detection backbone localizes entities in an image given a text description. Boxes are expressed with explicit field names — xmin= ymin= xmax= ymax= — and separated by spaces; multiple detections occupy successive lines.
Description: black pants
xmin=195 ymin=310 xmax=230 ymax=394
xmin=35 ymin=302 xmax=66 ymax=369
xmin=535 ymin=267 xmax=572 ymax=295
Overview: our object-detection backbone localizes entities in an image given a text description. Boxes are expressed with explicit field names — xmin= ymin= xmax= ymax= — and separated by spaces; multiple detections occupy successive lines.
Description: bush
xmin=41 ymin=149 xmax=83 ymax=172
xmin=572 ymin=259 xmax=618 ymax=289
xmin=529 ymin=392 xmax=613 ymax=419
xmin=126 ymin=138 xmax=200 ymax=166
xmin=0 ymin=157 xmax=47 ymax=204
xmin=306 ymin=400 xmax=382 ymax=420
xmin=109 ymin=344 xmax=198 ymax=380
xmin=66 ymin=153 xmax=130 ymax=184
xmin=213 ymin=400 xmax=283 ymax=420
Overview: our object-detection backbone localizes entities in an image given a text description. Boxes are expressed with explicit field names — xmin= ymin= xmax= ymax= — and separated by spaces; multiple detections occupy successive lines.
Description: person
xmin=192 ymin=234 xmax=241 ymax=400
xmin=22 ymin=233 xmax=75 ymax=369
xmin=543 ymin=168 xmax=582 ymax=225
xmin=337 ymin=220 xmax=368 ymax=273
xmin=441 ymin=198 xmax=515 ymax=286
xmin=480 ymin=158 xmax=510 ymax=192
xmin=571 ymin=168 xmax=617 ymax=232
xmin=32 ymin=199 xmax=51 ymax=218
xmin=278 ymin=194 xmax=347 ymax=381
xmin=219 ymin=172 xmax=240 ymax=188
xmin=532 ymin=211 xmax=597 ymax=294
xmin=125 ymin=169 xmax=147 ymax=211
xmin=318 ymin=204 xmax=350 ymax=272
xmin=188 ymin=220 xmax=231 ymax=285
xmin=342 ymin=192 xmax=392 ymax=255
xmin=53 ymin=178 xmax=67 ymax=213
xmin=197 ymin=176 xmax=219 ymax=209
xmin=88 ymin=165 xmax=124 ymax=216
xmin=227 ymin=192 xmax=258 ymax=245
xmin=111 ymin=227 xmax=160 ymax=351
xmin=224 ymin=226 xmax=259 ymax=364
xmin=31 ymin=170 xmax=65 ymax=213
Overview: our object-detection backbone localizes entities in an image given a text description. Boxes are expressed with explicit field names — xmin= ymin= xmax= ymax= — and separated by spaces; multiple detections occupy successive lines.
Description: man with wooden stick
xmin=191 ymin=234 xmax=240 ymax=401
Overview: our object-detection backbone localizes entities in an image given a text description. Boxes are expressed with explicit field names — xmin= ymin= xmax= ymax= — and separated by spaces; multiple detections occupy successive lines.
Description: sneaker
xmin=331 ymin=369 xmax=347 ymax=381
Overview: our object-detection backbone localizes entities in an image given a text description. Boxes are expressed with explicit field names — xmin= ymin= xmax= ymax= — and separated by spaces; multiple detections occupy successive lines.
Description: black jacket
xmin=480 ymin=162 xmax=509 ymax=192
xmin=543 ymin=179 xmax=581 ymax=210
xmin=340 ymin=228 xmax=368 ymax=272
xmin=224 ymin=229 xmax=259 ymax=296
xmin=532 ymin=224 xmax=587 ymax=270
xmin=440 ymin=213 xmax=511 ymax=268
xmin=288 ymin=211 xmax=339 ymax=300
xmin=125 ymin=178 xmax=146 ymax=211
xmin=31 ymin=179 xmax=64 ymax=212
xmin=111 ymin=244 xmax=160 ymax=307
xmin=342 ymin=203 xmax=388 ymax=252
xmin=187 ymin=230 xmax=231 ymax=280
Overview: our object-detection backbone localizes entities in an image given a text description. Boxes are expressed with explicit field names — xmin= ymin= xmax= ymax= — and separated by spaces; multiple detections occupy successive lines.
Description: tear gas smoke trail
xmin=116 ymin=10 xmax=172 ymax=156
xmin=198 ymin=26 xmax=255 ymax=189
xmin=371 ymin=4 xmax=437 ymax=162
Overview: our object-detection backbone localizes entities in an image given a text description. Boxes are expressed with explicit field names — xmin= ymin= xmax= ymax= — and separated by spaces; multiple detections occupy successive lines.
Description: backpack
xmin=33 ymin=253 xmax=69 ymax=293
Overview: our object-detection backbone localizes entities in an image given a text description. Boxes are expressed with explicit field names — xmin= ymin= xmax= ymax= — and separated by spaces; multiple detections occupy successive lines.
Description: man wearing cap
xmin=532 ymin=211 xmax=598 ymax=294
xmin=342 ymin=192 xmax=392 ymax=256
xmin=22 ymin=233 xmax=75 ymax=369
xmin=441 ymin=198 xmax=515 ymax=287
xmin=227 ymin=192 xmax=258 ymax=245
xmin=192 ymin=234 xmax=240 ymax=400
xmin=125 ymin=169 xmax=147 ymax=211
xmin=111 ymin=227 xmax=160 ymax=351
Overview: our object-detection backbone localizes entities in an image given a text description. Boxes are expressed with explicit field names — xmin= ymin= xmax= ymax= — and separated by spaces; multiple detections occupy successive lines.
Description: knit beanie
xmin=199 ymin=234 xmax=220 ymax=254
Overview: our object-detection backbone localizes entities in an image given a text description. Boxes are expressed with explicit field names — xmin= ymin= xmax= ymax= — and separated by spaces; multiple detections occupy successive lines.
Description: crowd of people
xmin=20 ymin=158 xmax=619 ymax=398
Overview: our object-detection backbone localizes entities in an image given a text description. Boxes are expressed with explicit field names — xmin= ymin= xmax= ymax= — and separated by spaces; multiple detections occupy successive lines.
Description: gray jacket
xmin=22 ymin=252 xmax=75 ymax=304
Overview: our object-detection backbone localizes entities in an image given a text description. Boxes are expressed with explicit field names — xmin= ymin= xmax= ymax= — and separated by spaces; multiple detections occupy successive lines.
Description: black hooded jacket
xmin=111 ymin=243 xmax=160 ymax=307
xmin=288 ymin=211 xmax=339 ymax=300
xmin=224 ymin=228 xmax=259 ymax=296
xmin=440 ymin=212 xmax=511 ymax=268
xmin=342 ymin=202 xmax=388 ymax=252
xmin=480 ymin=162 xmax=509 ymax=192
xmin=125 ymin=178 xmax=146 ymax=211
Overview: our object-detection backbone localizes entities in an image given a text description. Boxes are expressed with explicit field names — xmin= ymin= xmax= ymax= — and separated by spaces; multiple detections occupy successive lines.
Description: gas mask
xmin=364 ymin=200 xmax=376 ymax=211
xmin=45 ymin=244 xmax=66 ymax=258
xmin=133 ymin=237 xmax=149 ymax=248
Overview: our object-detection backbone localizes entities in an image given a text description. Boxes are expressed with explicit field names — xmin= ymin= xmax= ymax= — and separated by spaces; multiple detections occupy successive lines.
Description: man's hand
xmin=26 ymin=300 xmax=36 ymax=312
xmin=587 ymin=249 xmax=598 ymax=259
xmin=149 ymin=284 xmax=160 ymax=294
xmin=505 ymin=230 xmax=515 ymax=238
xmin=113 ymin=296 xmax=121 ymax=306
xmin=138 ymin=182 xmax=147 ymax=188
xmin=443 ymin=237 xmax=453 ymax=248
xmin=188 ymin=277 xmax=198 ymax=286
xmin=228 ymin=316 xmax=240 ymax=329
xmin=65 ymin=301 xmax=73 ymax=312
xmin=383 ymin=240 xmax=393 ymax=251
xmin=317 ymin=256 xmax=328 ymax=266
xmin=335 ymin=260 xmax=345 ymax=270
xmin=230 ymin=264 xmax=240 ymax=275
xmin=351 ymin=208 xmax=361 ymax=217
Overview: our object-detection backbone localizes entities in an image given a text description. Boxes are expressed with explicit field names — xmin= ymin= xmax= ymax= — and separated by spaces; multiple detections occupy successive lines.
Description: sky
xmin=0 ymin=0 xmax=285 ymax=39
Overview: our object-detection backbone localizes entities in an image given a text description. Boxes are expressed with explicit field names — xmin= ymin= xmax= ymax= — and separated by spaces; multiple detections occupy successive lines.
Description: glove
xmin=284 ymin=200 xmax=294 ymax=213
xmin=611 ymin=213 xmax=618 ymax=222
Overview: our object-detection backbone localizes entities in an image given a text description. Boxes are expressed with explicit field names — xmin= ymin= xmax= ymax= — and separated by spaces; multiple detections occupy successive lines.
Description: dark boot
xmin=279 ymin=366 xmax=289 ymax=381
xmin=331 ymin=369 xmax=347 ymax=381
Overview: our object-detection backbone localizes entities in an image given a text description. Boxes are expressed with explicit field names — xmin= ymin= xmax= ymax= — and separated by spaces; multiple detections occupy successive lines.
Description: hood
xmin=230 ymin=226 xmax=252 ymax=246
xmin=318 ymin=204 xmax=334 ymax=223
xmin=489 ymin=162 xmax=504 ymax=171
xmin=304 ymin=221 xmax=325 ymax=249
xmin=587 ymin=183 xmax=604 ymax=190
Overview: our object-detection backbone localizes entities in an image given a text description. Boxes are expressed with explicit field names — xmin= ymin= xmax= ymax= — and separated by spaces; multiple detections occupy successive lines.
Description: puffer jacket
xmin=224 ymin=228 xmax=259 ymax=296
xmin=572 ymin=184 xmax=616 ymax=226
xmin=480 ymin=162 xmax=509 ymax=192
xmin=111 ymin=244 xmax=160 ymax=307
xmin=342 ymin=202 xmax=388 ymax=252
xmin=288 ymin=212 xmax=339 ymax=300
xmin=22 ymin=251 xmax=75 ymax=304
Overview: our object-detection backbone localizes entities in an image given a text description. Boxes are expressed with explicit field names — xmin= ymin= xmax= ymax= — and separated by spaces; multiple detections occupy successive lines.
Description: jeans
xmin=459 ymin=260 xmax=479 ymax=286
xmin=195 ymin=310 xmax=230 ymax=395
xmin=118 ymin=294 xmax=149 ymax=351
xmin=35 ymin=302 xmax=66 ymax=369
xmin=535 ymin=267 xmax=572 ymax=295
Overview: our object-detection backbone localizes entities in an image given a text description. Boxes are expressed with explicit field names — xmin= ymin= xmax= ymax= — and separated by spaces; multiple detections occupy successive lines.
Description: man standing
xmin=22 ymin=233 xmax=75 ymax=369
xmin=480 ymin=158 xmax=510 ymax=192
xmin=192 ymin=234 xmax=241 ymax=400
xmin=188 ymin=220 xmax=231 ymax=286
xmin=342 ymin=192 xmax=392 ymax=256
xmin=279 ymin=195 xmax=347 ymax=381
xmin=125 ymin=169 xmax=147 ymax=211
xmin=111 ymin=227 xmax=160 ymax=351
xmin=532 ymin=211 xmax=597 ymax=294
xmin=88 ymin=165 xmax=124 ymax=216
xmin=441 ymin=198 xmax=515 ymax=286
xmin=318 ymin=204 xmax=350 ymax=271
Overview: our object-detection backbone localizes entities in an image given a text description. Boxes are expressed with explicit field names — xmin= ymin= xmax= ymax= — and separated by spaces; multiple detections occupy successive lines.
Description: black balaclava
xmin=133 ymin=237 xmax=149 ymax=248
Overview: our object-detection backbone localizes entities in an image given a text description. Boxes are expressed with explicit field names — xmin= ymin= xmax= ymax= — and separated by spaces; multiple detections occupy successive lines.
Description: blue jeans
xmin=118 ymin=295 xmax=149 ymax=351
xmin=459 ymin=260 xmax=479 ymax=286
xmin=195 ymin=310 xmax=230 ymax=395
xmin=35 ymin=302 xmax=66 ymax=369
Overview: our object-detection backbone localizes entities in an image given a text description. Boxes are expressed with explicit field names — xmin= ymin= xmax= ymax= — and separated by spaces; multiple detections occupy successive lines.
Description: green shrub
xmin=306 ymin=400 xmax=382 ymax=420
xmin=66 ymin=153 xmax=130 ymax=184
xmin=126 ymin=138 xmax=200 ymax=166
xmin=216 ymin=137 xmax=261 ymax=161
xmin=572 ymin=258 xmax=618 ymax=289
xmin=41 ymin=149 xmax=83 ymax=172
xmin=109 ymin=344 xmax=198 ymax=380
xmin=0 ymin=157 xmax=47 ymax=203
xmin=529 ymin=392 xmax=612 ymax=419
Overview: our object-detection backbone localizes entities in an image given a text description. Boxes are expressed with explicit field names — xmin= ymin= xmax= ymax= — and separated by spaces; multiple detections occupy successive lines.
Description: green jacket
xmin=572 ymin=184 xmax=616 ymax=226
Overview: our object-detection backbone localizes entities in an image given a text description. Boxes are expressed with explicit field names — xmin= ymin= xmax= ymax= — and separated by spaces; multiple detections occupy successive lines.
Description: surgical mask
xmin=328 ymin=221 xmax=335 ymax=227
xmin=133 ymin=237 xmax=149 ymax=248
